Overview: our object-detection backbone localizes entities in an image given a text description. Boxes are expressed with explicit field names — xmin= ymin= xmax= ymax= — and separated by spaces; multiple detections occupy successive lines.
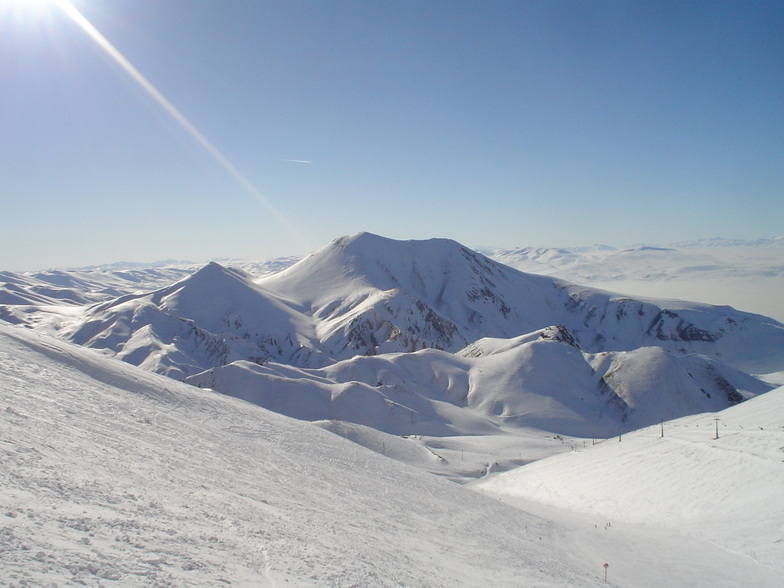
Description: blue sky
xmin=1 ymin=0 xmax=782 ymax=270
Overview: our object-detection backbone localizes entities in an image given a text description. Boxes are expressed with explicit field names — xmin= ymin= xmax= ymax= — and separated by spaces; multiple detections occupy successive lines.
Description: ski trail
xmin=260 ymin=547 xmax=278 ymax=587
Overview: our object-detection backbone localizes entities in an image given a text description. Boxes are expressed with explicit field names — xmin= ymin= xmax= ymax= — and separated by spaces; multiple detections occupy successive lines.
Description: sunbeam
xmin=48 ymin=0 xmax=310 ymax=248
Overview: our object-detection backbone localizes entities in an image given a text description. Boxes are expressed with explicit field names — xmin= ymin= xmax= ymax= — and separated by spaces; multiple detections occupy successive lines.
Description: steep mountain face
xmin=260 ymin=234 xmax=508 ymax=359
xmin=260 ymin=233 xmax=784 ymax=372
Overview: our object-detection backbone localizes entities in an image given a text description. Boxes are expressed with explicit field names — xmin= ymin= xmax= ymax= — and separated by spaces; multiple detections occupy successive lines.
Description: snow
xmin=486 ymin=238 xmax=784 ymax=324
xmin=477 ymin=385 xmax=784 ymax=585
xmin=0 ymin=324 xmax=606 ymax=587
xmin=2 ymin=233 xmax=784 ymax=586
xmin=3 ymin=323 xmax=782 ymax=587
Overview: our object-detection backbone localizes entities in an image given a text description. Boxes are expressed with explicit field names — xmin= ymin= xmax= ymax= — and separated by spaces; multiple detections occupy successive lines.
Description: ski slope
xmin=477 ymin=384 xmax=784 ymax=585
xmin=0 ymin=323 xmax=605 ymax=587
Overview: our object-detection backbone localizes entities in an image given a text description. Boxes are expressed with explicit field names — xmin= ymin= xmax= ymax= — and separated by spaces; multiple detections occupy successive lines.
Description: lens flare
xmin=48 ymin=0 xmax=309 ymax=248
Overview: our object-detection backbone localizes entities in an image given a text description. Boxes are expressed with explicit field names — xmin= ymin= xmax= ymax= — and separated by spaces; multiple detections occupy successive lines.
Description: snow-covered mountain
xmin=3 ymin=235 xmax=784 ymax=586
xmin=59 ymin=233 xmax=784 ymax=376
xmin=263 ymin=233 xmax=784 ymax=372
xmin=0 ymin=232 xmax=777 ymax=448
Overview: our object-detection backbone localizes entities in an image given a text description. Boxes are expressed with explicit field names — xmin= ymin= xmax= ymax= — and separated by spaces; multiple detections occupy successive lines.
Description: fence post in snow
xmin=714 ymin=417 xmax=720 ymax=440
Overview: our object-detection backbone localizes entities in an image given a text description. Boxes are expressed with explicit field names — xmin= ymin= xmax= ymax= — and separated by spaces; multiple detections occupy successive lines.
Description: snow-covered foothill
xmin=186 ymin=325 xmax=771 ymax=451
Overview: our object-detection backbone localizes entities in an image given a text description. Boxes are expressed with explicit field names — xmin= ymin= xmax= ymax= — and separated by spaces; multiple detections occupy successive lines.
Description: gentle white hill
xmin=186 ymin=326 xmax=771 ymax=469
xmin=0 ymin=322 xmax=610 ymax=587
xmin=477 ymin=384 xmax=784 ymax=583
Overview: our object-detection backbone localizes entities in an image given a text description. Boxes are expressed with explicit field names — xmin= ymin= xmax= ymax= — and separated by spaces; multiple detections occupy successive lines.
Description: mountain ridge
xmin=2 ymin=233 xmax=782 ymax=445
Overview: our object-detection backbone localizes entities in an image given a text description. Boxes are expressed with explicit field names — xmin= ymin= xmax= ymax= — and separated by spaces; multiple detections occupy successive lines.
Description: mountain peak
xmin=164 ymin=262 xmax=256 ymax=301
xmin=189 ymin=260 xmax=242 ymax=280
xmin=331 ymin=232 xmax=465 ymax=257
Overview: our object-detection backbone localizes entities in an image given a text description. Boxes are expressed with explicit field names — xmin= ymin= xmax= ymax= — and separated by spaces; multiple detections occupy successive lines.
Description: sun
xmin=15 ymin=0 xmax=53 ymax=7
xmin=1 ymin=0 xmax=56 ymax=19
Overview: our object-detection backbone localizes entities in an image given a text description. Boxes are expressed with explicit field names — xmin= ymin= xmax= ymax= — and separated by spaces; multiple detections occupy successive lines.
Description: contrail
xmin=51 ymin=0 xmax=310 ymax=248
xmin=282 ymin=159 xmax=313 ymax=164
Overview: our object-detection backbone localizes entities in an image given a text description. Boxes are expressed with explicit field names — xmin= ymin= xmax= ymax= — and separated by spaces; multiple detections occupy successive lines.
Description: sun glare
xmin=1 ymin=0 xmax=55 ymax=23
xmin=4 ymin=0 xmax=309 ymax=249
xmin=4 ymin=0 xmax=51 ymax=12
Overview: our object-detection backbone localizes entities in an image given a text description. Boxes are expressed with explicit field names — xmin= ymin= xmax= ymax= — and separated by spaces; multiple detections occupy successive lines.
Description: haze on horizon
xmin=1 ymin=0 xmax=782 ymax=271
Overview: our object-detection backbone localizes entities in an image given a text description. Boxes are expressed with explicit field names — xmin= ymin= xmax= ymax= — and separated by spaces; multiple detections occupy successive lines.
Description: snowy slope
xmin=477 ymin=384 xmax=784 ymax=579
xmin=2 ymin=323 xmax=781 ymax=587
xmin=186 ymin=326 xmax=771 ymax=444
xmin=0 ymin=323 xmax=608 ymax=587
